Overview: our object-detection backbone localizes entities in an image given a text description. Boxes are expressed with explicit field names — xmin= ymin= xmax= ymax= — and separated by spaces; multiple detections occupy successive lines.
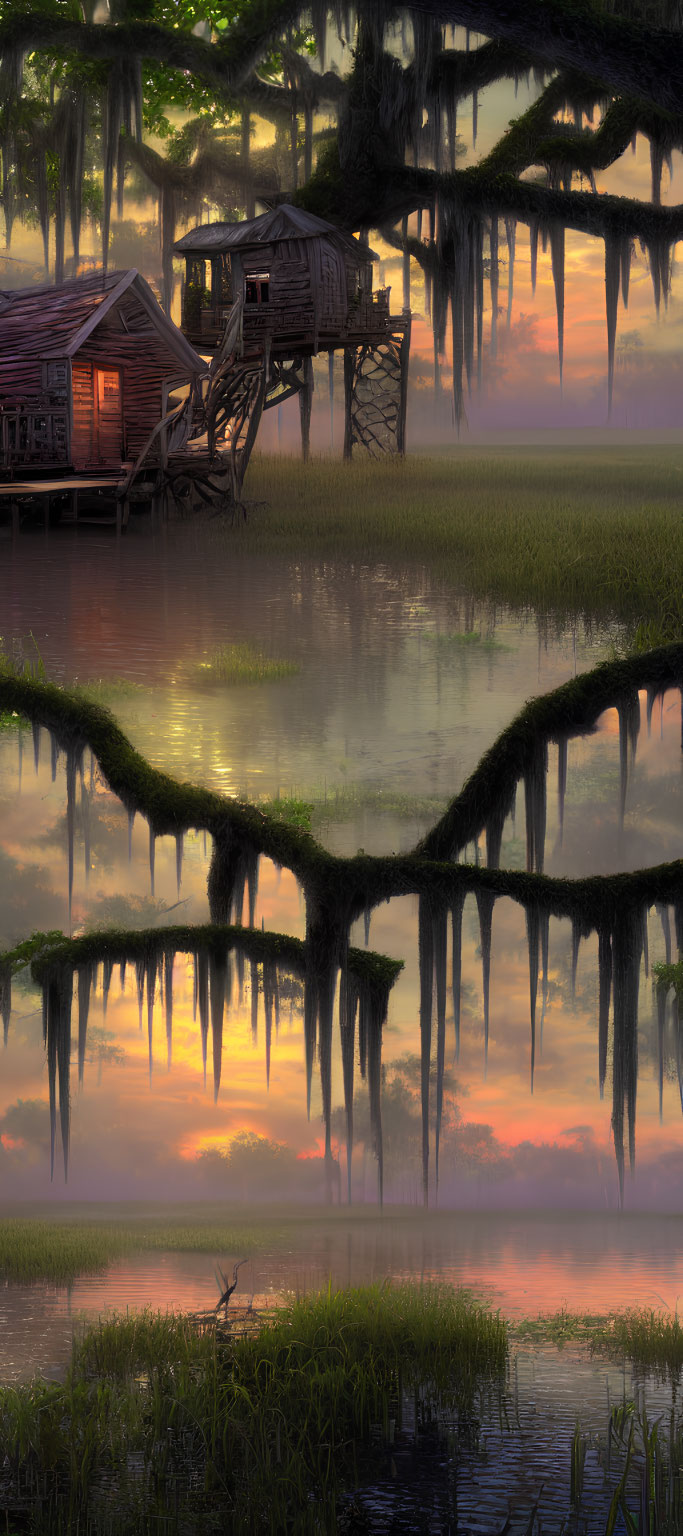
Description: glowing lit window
xmin=100 ymin=371 xmax=120 ymax=399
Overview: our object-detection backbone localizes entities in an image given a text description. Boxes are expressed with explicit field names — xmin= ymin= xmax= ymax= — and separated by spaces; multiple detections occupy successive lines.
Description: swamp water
xmin=2 ymin=520 xmax=683 ymax=1531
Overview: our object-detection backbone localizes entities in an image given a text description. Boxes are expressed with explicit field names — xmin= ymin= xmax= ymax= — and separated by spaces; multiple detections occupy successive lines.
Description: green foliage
xmin=653 ymin=959 xmax=683 ymax=998
xmin=260 ymin=794 xmax=314 ymax=830
xmin=1 ymin=931 xmax=66 ymax=979
xmin=429 ymin=629 xmax=510 ymax=653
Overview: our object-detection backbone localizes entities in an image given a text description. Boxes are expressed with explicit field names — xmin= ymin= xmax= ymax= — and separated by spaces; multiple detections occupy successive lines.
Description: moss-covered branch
xmin=3 ymin=644 xmax=683 ymax=931
xmin=0 ymin=925 xmax=400 ymax=996
xmin=407 ymin=0 xmax=683 ymax=115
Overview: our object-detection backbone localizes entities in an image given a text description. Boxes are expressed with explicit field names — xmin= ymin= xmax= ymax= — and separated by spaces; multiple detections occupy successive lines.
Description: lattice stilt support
xmin=343 ymin=316 xmax=411 ymax=458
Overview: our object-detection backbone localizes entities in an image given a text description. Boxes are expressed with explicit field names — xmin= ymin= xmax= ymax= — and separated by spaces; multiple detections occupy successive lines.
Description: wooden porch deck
xmin=0 ymin=475 xmax=131 ymax=534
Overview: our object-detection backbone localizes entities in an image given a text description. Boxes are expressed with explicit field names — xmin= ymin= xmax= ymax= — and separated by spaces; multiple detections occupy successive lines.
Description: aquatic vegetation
xmin=513 ymin=1308 xmax=606 ymax=1347
xmin=72 ymin=677 xmax=147 ymax=704
xmin=193 ymin=640 xmax=300 ymax=685
xmin=0 ymin=1284 xmax=506 ymax=1533
xmin=0 ymin=1216 xmax=271 ymax=1287
xmin=310 ymin=781 xmax=449 ymax=827
xmin=596 ymin=1308 xmax=683 ymax=1379
xmin=429 ymin=628 xmax=509 ymax=653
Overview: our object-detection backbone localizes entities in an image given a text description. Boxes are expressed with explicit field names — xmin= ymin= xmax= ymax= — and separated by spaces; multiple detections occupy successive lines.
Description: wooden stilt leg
xmin=397 ymin=315 xmax=411 ymax=457
xmin=343 ymin=348 xmax=355 ymax=462
xmin=299 ymin=356 xmax=313 ymax=463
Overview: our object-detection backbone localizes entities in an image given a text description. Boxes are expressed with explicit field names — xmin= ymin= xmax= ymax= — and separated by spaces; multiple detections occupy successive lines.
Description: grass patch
xmin=258 ymin=784 xmax=448 ymax=832
xmin=194 ymin=640 xmax=300 ymax=685
xmin=311 ymin=781 xmax=449 ymax=826
xmin=0 ymin=1284 xmax=506 ymax=1531
xmin=259 ymin=794 xmax=314 ymax=830
xmin=0 ymin=1216 xmax=274 ymax=1286
xmin=72 ymin=677 xmax=146 ymax=704
xmin=242 ymin=450 xmax=683 ymax=641
xmin=513 ymin=1308 xmax=607 ymax=1348
xmin=596 ymin=1307 xmax=683 ymax=1377
xmin=430 ymin=628 xmax=509 ymax=652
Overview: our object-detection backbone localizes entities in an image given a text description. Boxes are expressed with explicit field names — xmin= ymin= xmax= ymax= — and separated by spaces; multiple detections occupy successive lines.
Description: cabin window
xmin=99 ymin=370 xmax=120 ymax=401
xmin=43 ymin=360 xmax=68 ymax=399
xmin=244 ymin=272 xmax=270 ymax=305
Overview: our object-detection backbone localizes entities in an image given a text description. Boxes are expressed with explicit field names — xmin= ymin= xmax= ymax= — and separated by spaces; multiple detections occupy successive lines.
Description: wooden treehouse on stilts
xmin=173 ymin=204 xmax=411 ymax=474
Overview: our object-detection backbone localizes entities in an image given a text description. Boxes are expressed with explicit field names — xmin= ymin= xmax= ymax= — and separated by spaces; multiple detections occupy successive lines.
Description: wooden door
xmin=94 ymin=367 xmax=123 ymax=465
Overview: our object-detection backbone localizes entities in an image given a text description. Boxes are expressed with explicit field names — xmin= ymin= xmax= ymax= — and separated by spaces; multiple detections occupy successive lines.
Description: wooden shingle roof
xmin=173 ymin=203 xmax=377 ymax=261
xmin=0 ymin=270 xmax=205 ymax=373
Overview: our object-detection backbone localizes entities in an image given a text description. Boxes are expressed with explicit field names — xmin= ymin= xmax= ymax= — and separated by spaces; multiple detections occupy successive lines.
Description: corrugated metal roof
xmin=0 ymin=269 xmax=205 ymax=373
xmin=173 ymin=203 xmax=376 ymax=260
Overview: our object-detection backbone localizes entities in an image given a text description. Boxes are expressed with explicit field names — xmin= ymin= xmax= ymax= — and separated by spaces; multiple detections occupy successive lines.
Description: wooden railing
xmin=182 ymin=288 xmax=393 ymax=350
xmin=1 ymin=404 xmax=69 ymax=472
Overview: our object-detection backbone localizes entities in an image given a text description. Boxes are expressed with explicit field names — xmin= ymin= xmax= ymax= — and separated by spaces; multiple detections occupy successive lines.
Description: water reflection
xmin=2 ymin=669 xmax=683 ymax=1215
xmin=2 ymin=533 xmax=683 ymax=1219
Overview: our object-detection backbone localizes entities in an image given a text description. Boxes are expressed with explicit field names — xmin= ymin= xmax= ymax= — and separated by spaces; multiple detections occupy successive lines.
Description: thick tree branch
xmin=0 ymin=0 xmax=301 ymax=100
xmin=406 ymin=0 xmax=683 ymax=115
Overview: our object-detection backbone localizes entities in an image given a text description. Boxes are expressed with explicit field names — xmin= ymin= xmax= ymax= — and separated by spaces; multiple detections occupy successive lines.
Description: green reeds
xmin=0 ymin=1217 xmax=270 ymax=1286
xmin=0 ymin=1283 xmax=506 ymax=1532
xmin=194 ymin=641 xmax=300 ymax=685
xmin=597 ymin=1307 xmax=683 ymax=1378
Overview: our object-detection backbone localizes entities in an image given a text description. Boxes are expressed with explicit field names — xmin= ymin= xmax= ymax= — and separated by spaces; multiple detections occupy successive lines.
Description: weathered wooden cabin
xmin=174 ymin=204 xmax=411 ymax=459
xmin=0 ymin=269 xmax=205 ymax=476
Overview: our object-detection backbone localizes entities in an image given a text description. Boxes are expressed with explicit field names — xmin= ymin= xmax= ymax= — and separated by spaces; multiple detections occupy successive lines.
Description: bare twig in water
xmin=215 ymin=1257 xmax=248 ymax=1311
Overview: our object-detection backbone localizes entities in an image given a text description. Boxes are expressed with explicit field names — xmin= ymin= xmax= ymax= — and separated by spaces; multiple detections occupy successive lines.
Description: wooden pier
xmin=0 ymin=475 xmax=131 ymax=534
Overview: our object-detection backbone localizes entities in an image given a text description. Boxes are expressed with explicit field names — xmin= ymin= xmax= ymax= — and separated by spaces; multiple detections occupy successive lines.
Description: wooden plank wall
xmin=71 ymin=360 xmax=93 ymax=468
xmin=0 ymin=359 xmax=44 ymax=399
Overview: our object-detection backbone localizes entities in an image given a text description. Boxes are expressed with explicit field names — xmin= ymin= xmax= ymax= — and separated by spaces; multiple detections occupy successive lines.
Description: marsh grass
xmin=259 ymin=793 xmax=314 ymax=830
xmin=0 ymin=633 xmax=46 ymax=732
xmin=0 ymin=1284 xmax=506 ymax=1532
xmin=72 ymin=677 xmax=146 ymax=704
xmin=260 ymin=782 xmax=448 ymax=831
xmin=513 ymin=1308 xmax=606 ymax=1347
xmin=596 ymin=1308 xmax=683 ymax=1377
xmin=194 ymin=640 xmax=300 ymax=685
xmin=0 ymin=1217 xmax=274 ymax=1286
xmin=429 ymin=628 xmax=509 ymax=652
xmin=243 ymin=450 xmax=683 ymax=639
xmin=515 ymin=1305 xmax=683 ymax=1377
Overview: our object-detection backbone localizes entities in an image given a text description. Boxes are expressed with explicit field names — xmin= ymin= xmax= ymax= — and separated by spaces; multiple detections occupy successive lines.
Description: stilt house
xmin=0 ymin=269 xmax=205 ymax=475
xmin=174 ymin=203 xmax=390 ymax=355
